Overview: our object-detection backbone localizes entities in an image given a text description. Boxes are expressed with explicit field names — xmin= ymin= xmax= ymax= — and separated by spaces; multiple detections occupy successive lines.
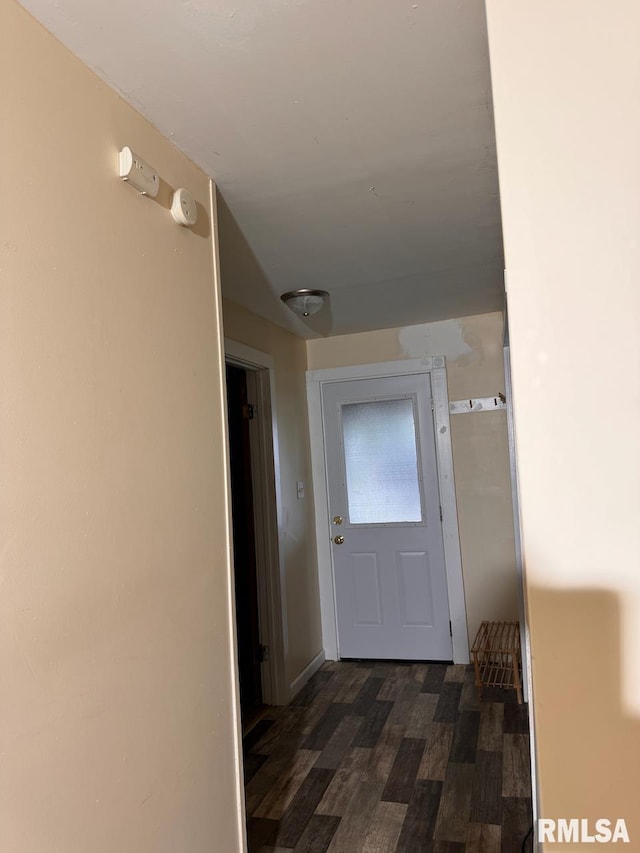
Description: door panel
xmin=351 ymin=553 xmax=383 ymax=625
xmin=396 ymin=551 xmax=434 ymax=627
xmin=322 ymin=373 xmax=452 ymax=661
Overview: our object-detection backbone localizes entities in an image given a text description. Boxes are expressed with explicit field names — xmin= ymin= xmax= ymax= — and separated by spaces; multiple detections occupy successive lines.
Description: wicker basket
xmin=471 ymin=620 xmax=523 ymax=704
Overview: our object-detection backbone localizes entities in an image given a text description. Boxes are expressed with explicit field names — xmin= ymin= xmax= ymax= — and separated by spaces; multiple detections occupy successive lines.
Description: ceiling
xmin=21 ymin=0 xmax=504 ymax=338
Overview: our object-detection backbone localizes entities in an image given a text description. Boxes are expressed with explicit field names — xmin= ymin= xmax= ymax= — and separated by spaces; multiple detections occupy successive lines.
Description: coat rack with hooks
xmin=449 ymin=393 xmax=506 ymax=415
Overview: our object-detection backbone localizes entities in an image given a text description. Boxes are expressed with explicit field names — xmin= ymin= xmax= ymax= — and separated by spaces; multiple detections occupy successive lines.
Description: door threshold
xmin=339 ymin=657 xmax=455 ymax=665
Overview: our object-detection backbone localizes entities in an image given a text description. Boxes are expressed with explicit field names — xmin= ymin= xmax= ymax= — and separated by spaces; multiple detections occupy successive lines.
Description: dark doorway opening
xmin=225 ymin=363 xmax=264 ymax=732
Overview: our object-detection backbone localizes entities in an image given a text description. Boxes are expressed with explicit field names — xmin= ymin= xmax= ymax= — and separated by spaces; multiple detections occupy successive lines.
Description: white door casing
xmin=307 ymin=358 xmax=469 ymax=664
xmin=322 ymin=373 xmax=452 ymax=660
xmin=224 ymin=338 xmax=290 ymax=705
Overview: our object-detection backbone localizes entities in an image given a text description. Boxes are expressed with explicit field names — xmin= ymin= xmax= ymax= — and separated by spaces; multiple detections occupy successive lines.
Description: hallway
xmin=243 ymin=661 xmax=533 ymax=852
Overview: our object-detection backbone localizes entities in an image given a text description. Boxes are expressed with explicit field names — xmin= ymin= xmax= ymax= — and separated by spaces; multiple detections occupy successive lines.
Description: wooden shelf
xmin=471 ymin=620 xmax=523 ymax=704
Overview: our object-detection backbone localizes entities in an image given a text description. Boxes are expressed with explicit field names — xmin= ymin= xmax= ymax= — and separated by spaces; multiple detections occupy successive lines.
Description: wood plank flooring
xmin=243 ymin=662 xmax=533 ymax=853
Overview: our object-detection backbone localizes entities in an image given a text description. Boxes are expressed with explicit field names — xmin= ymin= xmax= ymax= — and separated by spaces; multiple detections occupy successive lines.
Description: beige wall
xmin=487 ymin=0 xmax=640 ymax=847
xmin=307 ymin=312 xmax=518 ymax=642
xmin=1 ymin=4 xmax=242 ymax=851
xmin=221 ymin=300 xmax=323 ymax=686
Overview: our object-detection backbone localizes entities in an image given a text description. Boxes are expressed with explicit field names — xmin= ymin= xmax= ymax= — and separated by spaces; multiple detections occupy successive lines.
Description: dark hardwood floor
xmin=243 ymin=661 xmax=533 ymax=853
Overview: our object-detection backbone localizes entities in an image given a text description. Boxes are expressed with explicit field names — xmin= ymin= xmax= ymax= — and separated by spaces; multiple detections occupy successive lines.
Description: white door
xmin=322 ymin=374 xmax=452 ymax=660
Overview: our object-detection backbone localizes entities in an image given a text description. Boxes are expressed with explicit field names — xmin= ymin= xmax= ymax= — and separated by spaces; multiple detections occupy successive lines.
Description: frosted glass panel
xmin=342 ymin=398 xmax=422 ymax=524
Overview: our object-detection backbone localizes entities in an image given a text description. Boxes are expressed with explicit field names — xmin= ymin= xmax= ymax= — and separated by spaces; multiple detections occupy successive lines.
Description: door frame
xmin=225 ymin=338 xmax=289 ymax=705
xmin=307 ymin=357 xmax=469 ymax=664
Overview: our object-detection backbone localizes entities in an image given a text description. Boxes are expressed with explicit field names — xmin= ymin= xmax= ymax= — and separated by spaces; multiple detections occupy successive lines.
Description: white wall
xmin=1 ymin=3 xmax=243 ymax=850
xmin=487 ymin=0 xmax=640 ymax=841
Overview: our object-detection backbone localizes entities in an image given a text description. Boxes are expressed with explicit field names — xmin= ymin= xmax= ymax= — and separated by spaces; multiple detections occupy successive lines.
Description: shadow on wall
xmin=216 ymin=191 xmax=272 ymax=301
xmin=529 ymin=584 xmax=640 ymax=847
xmin=216 ymin=192 xmax=334 ymax=336
xmin=464 ymin=564 xmax=519 ymax=646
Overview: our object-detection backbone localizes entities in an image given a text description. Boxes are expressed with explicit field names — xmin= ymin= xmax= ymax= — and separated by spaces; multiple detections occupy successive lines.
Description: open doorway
xmin=224 ymin=338 xmax=289 ymax=730
xmin=226 ymin=363 xmax=264 ymax=731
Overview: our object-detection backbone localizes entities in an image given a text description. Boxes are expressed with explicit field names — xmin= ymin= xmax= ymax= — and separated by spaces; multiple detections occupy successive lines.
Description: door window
xmin=341 ymin=397 xmax=423 ymax=524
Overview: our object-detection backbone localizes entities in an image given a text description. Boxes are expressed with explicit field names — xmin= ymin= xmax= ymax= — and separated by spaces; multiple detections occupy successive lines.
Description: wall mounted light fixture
xmin=280 ymin=289 xmax=329 ymax=317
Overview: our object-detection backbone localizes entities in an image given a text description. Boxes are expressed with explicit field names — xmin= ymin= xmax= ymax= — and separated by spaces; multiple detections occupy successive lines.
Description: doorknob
xmin=332 ymin=516 xmax=343 ymax=525
xmin=333 ymin=535 xmax=345 ymax=545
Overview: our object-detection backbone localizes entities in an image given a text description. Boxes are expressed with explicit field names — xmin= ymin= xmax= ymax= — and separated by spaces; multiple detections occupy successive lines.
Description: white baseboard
xmin=289 ymin=649 xmax=326 ymax=699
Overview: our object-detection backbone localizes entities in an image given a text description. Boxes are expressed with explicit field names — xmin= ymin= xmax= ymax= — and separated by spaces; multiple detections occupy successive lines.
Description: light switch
xmin=296 ymin=481 xmax=305 ymax=500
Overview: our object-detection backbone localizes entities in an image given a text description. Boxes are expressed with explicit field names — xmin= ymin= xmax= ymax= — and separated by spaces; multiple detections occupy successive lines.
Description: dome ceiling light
xmin=280 ymin=289 xmax=329 ymax=318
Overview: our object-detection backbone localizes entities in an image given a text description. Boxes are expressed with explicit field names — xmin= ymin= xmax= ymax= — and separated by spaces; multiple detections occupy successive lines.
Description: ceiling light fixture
xmin=280 ymin=289 xmax=329 ymax=317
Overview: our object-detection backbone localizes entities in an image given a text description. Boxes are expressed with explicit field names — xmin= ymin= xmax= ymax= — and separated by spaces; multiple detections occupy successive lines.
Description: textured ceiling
xmin=20 ymin=0 xmax=504 ymax=337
